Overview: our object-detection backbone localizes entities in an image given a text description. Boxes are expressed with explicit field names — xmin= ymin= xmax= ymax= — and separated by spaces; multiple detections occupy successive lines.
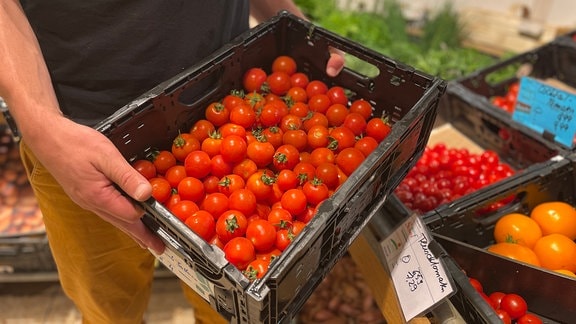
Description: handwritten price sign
xmin=380 ymin=214 xmax=454 ymax=321
xmin=513 ymin=76 xmax=576 ymax=148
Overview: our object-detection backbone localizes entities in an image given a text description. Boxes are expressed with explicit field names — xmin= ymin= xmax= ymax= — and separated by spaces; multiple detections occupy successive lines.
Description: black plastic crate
xmin=447 ymin=38 xmax=576 ymax=151
xmin=0 ymin=234 xmax=56 ymax=274
xmin=94 ymin=12 xmax=446 ymax=324
xmin=425 ymin=157 xmax=576 ymax=323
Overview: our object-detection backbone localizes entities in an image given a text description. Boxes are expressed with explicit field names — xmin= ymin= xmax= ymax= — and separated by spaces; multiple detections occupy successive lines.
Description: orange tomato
xmin=530 ymin=201 xmax=576 ymax=240
xmin=493 ymin=213 xmax=542 ymax=248
xmin=487 ymin=242 xmax=541 ymax=267
xmin=532 ymin=234 xmax=576 ymax=272
xmin=553 ymin=269 xmax=576 ymax=279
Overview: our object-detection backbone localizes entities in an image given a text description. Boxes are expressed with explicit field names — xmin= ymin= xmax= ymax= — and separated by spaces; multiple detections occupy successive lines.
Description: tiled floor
xmin=0 ymin=274 xmax=196 ymax=324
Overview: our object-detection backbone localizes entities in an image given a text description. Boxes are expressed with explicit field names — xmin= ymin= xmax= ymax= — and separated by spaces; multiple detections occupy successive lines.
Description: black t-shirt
xmin=21 ymin=1 xmax=250 ymax=126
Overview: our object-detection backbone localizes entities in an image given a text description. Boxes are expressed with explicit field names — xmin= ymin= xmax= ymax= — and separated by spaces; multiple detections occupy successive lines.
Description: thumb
xmin=326 ymin=48 xmax=345 ymax=77
xmin=108 ymin=157 xmax=153 ymax=202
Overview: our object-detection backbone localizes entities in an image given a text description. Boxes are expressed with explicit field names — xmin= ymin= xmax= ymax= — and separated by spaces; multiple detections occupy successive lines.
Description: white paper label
xmin=152 ymin=246 xmax=214 ymax=302
xmin=380 ymin=213 xmax=454 ymax=321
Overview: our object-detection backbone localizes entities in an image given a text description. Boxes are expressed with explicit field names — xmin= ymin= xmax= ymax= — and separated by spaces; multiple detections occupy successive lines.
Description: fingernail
xmin=327 ymin=67 xmax=338 ymax=77
xmin=134 ymin=183 xmax=149 ymax=200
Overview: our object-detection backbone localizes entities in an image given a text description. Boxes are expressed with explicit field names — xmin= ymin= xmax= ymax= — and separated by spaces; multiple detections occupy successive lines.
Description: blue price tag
xmin=512 ymin=76 xmax=576 ymax=148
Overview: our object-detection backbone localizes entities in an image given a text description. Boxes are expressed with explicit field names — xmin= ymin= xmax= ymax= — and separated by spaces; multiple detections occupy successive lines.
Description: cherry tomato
xmin=189 ymin=119 xmax=216 ymax=143
xmin=308 ymin=94 xmax=331 ymax=114
xmin=500 ymin=293 xmax=528 ymax=320
xmin=365 ymin=116 xmax=391 ymax=143
xmin=335 ymin=147 xmax=365 ymax=176
xmin=517 ymin=313 xmax=543 ymax=324
xmin=329 ymin=126 xmax=356 ymax=152
xmin=326 ymin=86 xmax=348 ymax=105
xmin=164 ymin=165 xmax=187 ymax=188
xmin=184 ymin=210 xmax=216 ymax=241
xmin=302 ymin=178 xmax=330 ymax=206
xmin=172 ymin=133 xmax=201 ymax=162
xmin=244 ymin=258 xmax=270 ymax=280
xmin=246 ymin=171 xmax=275 ymax=202
xmin=272 ymin=55 xmax=297 ymax=75
xmin=200 ymin=192 xmax=229 ymax=220
xmin=132 ymin=159 xmax=156 ymax=179
xmin=152 ymin=150 xmax=177 ymax=175
xmin=259 ymin=103 xmax=283 ymax=127
xmin=276 ymin=169 xmax=299 ymax=192
xmin=216 ymin=209 xmax=248 ymax=243
xmin=267 ymin=71 xmax=292 ymax=96
xmin=289 ymin=101 xmax=310 ymax=118
xmin=489 ymin=291 xmax=506 ymax=310
xmin=184 ymin=150 xmax=212 ymax=179
xmin=267 ymin=207 xmax=293 ymax=229
xmin=309 ymin=147 xmax=336 ymax=167
xmin=218 ymin=174 xmax=245 ymax=196
xmin=273 ymin=144 xmax=300 ymax=171
xmin=301 ymin=111 xmax=328 ymax=133
xmin=223 ymin=237 xmax=255 ymax=270
xmin=262 ymin=126 xmax=284 ymax=149
xmin=354 ymin=136 xmax=379 ymax=157
xmin=469 ymin=277 xmax=483 ymax=293
xmin=243 ymin=67 xmax=268 ymax=93
xmin=232 ymin=158 xmax=258 ymax=181
xmin=314 ymin=162 xmax=340 ymax=190
xmin=307 ymin=124 xmax=330 ymax=149
xmin=325 ymin=103 xmax=349 ymax=127
xmin=246 ymin=140 xmax=275 ymax=168
xmin=286 ymin=86 xmax=308 ymax=104
xmin=290 ymin=72 xmax=309 ymax=88
xmin=220 ymin=134 xmax=247 ymax=164
xmin=149 ymin=177 xmax=171 ymax=203
xmin=169 ymin=200 xmax=199 ymax=222
xmin=210 ymin=154 xmax=234 ymax=179
xmin=246 ymin=219 xmax=277 ymax=253
xmin=176 ymin=175 xmax=204 ymax=202
xmin=290 ymin=161 xmax=312 ymax=183
xmin=201 ymin=131 xmax=222 ymax=158
xmin=205 ymin=101 xmax=230 ymax=127
xmin=305 ymin=80 xmax=328 ymax=97
xmin=496 ymin=309 xmax=512 ymax=324
xmin=349 ymin=99 xmax=373 ymax=120
xmin=275 ymin=228 xmax=293 ymax=251
xmin=219 ymin=122 xmax=246 ymax=138
xmin=228 ymin=188 xmax=257 ymax=217
xmin=280 ymin=188 xmax=307 ymax=216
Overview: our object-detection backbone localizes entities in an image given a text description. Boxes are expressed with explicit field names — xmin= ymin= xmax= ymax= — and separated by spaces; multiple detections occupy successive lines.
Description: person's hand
xmin=326 ymin=47 xmax=345 ymax=77
xmin=27 ymin=115 xmax=165 ymax=254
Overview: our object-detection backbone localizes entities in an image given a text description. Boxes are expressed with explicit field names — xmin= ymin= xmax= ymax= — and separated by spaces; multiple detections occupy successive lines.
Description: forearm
xmin=249 ymin=0 xmax=306 ymax=23
xmin=0 ymin=0 xmax=63 ymax=142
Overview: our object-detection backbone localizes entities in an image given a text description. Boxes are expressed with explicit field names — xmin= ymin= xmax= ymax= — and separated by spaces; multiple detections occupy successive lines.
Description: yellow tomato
xmin=493 ymin=213 xmax=542 ymax=248
xmin=530 ymin=201 xmax=576 ymax=240
xmin=532 ymin=234 xmax=576 ymax=272
xmin=487 ymin=242 xmax=541 ymax=267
